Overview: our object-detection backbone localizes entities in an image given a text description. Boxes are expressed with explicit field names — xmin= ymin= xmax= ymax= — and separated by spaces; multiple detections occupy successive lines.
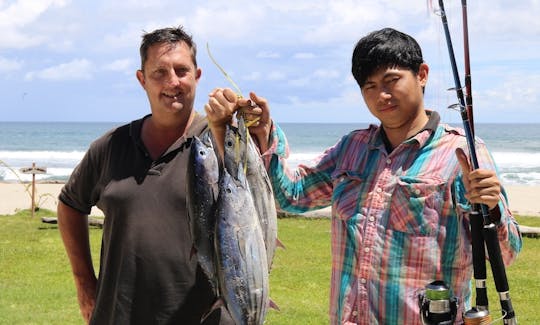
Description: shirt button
xmin=360 ymin=278 xmax=367 ymax=284
xmin=376 ymin=187 xmax=382 ymax=193
xmin=364 ymin=247 xmax=370 ymax=253
xmin=352 ymin=311 xmax=358 ymax=316
xmin=368 ymin=216 xmax=375 ymax=222
xmin=386 ymin=158 xmax=392 ymax=164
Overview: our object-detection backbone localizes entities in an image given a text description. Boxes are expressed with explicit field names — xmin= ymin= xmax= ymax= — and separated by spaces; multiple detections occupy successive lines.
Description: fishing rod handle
xmin=469 ymin=209 xmax=488 ymax=309
xmin=483 ymin=224 xmax=516 ymax=322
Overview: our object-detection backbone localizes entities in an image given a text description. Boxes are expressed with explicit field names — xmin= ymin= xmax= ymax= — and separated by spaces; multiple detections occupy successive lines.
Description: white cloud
xmin=103 ymin=58 xmax=134 ymax=73
xmin=313 ymin=69 xmax=340 ymax=79
xmin=242 ymin=71 xmax=262 ymax=81
xmin=287 ymin=68 xmax=343 ymax=87
xmin=256 ymin=51 xmax=281 ymax=59
xmin=483 ymin=74 xmax=540 ymax=107
xmin=1 ymin=0 xmax=539 ymax=123
xmin=0 ymin=0 xmax=69 ymax=49
xmin=293 ymin=52 xmax=316 ymax=59
xmin=25 ymin=59 xmax=93 ymax=81
xmin=102 ymin=26 xmax=147 ymax=50
xmin=0 ymin=56 xmax=23 ymax=72
xmin=267 ymin=71 xmax=287 ymax=81
xmin=190 ymin=4 xmax=266 ymax=41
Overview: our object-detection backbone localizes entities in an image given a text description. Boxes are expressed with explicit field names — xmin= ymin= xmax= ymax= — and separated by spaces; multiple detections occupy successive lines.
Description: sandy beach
xmin=1 ymin=182 xmax=539 ymax=217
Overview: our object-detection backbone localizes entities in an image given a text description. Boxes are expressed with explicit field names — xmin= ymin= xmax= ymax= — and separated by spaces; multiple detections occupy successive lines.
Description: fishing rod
xmin=436 ymin=1 xmax=516 ymax=324
xmin=460 ymin=0 xmax=490 ymax=316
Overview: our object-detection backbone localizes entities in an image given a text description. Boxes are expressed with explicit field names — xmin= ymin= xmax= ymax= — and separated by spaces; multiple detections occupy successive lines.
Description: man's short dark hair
xmin=351 ymin=28 xmax=424 ymax=87
xmin=139 ymin=26 xmax=197 ymax=71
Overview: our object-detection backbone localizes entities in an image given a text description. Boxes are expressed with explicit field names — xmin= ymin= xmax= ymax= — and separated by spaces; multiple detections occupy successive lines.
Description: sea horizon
xmin=2 ymin=121 xmax=540 ymax=186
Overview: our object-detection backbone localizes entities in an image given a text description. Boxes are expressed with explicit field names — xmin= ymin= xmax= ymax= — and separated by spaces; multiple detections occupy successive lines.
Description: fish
xmin=223 ymin=119 xmax=247 ymax=180
xmin=237 ymin=118 xmax=279 ymax=270
xmin=186 ymin=132 xmax=220 ymax=290
xmin=223 ymin=118 xmax=279 ymax=270
xmin=214 ymin=163 xmax=270 ymax=325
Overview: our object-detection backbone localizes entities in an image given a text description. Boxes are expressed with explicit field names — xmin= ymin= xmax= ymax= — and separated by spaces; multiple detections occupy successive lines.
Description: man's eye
xmin=175 ymin=68 xmax=189 ymax=77
xmin=152 ymin=69 xmax=166 ymax=78
xmin=363 ymin=85 xmax=375 ymax=91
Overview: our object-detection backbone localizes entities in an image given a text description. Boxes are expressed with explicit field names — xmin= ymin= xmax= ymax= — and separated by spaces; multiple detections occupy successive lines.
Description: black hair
xmin=351 ymin=28 xmax=423 ymax=87
xmin=139 ymin=26 xmax=197 ymax=70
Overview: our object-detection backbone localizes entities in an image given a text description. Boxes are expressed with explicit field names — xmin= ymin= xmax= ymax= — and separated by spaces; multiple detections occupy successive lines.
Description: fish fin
xmin=276 ymin=237 xmax=286 ymax=250
xmin=269 ymin=298 xmax=280 ymax=311
xmin=200 ymin=297 xmax=226 ymax=323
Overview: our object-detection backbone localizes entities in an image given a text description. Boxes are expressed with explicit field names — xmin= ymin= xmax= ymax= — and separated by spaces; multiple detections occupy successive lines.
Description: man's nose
xmin=166 ymin=70 xmax=181 ymax=87
xmin=378 ymin=86 xmax=392 ymax=101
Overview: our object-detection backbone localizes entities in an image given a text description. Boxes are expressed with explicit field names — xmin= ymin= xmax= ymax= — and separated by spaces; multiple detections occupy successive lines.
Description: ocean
xmin=1 ymin=121 xmax=539 ymax=185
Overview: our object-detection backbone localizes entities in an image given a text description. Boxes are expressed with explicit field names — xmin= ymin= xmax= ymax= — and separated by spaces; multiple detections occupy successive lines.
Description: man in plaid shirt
xmin=208 ymin=27 xmax=521 ymax=324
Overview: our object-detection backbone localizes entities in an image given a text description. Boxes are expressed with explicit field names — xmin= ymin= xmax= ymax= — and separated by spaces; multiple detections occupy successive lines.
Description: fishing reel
xmin=418 ymin=281 xmax=458 ymax=325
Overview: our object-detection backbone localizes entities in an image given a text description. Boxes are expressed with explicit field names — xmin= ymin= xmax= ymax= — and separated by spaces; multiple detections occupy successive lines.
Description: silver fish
xmin=214 ymin=163 xmax=269 ymax=325
xmin=237 ymin=118 xmax=279 ymax=270
xmin=223 ymin=120 xmax=247 ymax=181
xmin=186 ymin=132 xmax=219 ymax=289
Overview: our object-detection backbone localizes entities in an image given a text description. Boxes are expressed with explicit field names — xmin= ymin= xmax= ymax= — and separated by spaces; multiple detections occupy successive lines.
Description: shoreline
xmin=1 ymin=182 xmax=539 ymax=217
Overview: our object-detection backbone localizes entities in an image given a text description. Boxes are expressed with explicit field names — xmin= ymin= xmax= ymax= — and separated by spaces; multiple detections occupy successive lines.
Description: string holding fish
xmin=206 ymin=43 xmax=260 ymax=125
xmin=206 ymin=42 xmax=244 ymax=98
xmin=206 ymin=43 xmax=260 ymax=173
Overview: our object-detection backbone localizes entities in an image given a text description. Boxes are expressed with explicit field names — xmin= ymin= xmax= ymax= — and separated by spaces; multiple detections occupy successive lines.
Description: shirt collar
xmin=376 ymin=110 xmax=440 ymax=152
xmin=129 ymin=112 xmax=208 ymax=156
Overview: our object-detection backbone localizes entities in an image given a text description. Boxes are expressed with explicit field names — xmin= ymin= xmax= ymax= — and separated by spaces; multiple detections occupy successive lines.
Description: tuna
xmin=214 ymin=165 xmax=269 ymax=325
xmin=237 ymin=118 xmax=279 ymax=270
xmin=186 ymin=132 xmax=220 ymax=290
xmin=188 ymin=122 xmax=277 ymax=324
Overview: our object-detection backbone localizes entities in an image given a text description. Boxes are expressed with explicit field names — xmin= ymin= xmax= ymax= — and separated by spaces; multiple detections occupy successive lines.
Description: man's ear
xmin=418 ymin=63 xmax=429 ymax=87
xmin=136 ymin=70 xmax=146 ymax=88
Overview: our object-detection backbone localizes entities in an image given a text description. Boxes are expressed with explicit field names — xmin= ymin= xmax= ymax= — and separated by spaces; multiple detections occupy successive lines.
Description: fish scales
xmin=238 ymin=118 xmax=279 ymax=270
xmin=186 ymin=133 xmax=220 ymax=289
xmin=215 ymin=167 xmax=269 ymax=325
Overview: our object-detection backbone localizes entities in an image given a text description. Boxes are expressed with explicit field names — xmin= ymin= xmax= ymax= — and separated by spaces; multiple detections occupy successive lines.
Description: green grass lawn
xmin=0 ymin=210 xmax=538 ymax=324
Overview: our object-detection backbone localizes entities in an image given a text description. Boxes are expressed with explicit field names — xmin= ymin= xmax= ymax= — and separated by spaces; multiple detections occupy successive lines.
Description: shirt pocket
xmin=388 ymin=176 xmax=447 ymax=236
xmin=331 ymin=170 xmax=365 ymax=222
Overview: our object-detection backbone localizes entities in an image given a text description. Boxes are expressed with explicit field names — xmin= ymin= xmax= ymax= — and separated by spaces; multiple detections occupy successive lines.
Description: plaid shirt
xmin=263 ymin=112 xmax=521 ymax=324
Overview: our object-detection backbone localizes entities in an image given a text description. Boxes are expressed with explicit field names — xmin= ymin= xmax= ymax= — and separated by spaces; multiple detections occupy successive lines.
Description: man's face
xmin=136 ymin=41 xmax=201 ymax=121
xmin=360 ymin=64 xmax=428 ymax=131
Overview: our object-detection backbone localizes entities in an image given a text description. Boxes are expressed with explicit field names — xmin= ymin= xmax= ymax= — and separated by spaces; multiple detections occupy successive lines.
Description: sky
xmin=1 ymin=0 xmax=539 ymax=124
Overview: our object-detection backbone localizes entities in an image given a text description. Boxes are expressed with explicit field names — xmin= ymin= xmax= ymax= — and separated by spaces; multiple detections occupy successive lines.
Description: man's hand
xmin=456 ymin=148 xmax=501 ymax=210
xmin=204 ymin=88 xmax=238 ymax=161
xmin=238 ymin=92 xmax=272 ymax=153
xmin=205 ymin=88 xmax=238 ymax=130
xmin=75 ymin=277 xmax=97 ymax=324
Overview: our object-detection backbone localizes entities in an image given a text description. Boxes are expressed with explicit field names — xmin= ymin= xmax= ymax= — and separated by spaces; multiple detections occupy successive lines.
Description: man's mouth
xmin=163 ymin=92 xmax=181 ymax=100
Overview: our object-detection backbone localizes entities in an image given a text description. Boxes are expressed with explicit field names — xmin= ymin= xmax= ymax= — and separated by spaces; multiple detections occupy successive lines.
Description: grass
xmin=0 ymin=210 xmax=538 ymax=324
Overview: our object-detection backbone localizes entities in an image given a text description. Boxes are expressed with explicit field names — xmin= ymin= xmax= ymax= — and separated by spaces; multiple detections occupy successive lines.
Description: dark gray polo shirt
xmin=60 ymin=113 xmax=233 ymax=325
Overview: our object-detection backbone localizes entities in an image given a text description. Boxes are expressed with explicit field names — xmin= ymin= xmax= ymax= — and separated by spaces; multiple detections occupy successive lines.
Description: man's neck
xmin=142 ymin=112 xmax=194 ymax=160
xmin=382 ymin=110 xmax=429 ymax=151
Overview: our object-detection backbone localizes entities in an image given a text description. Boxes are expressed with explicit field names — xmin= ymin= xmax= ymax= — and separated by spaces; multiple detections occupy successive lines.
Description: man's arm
xmin=57 ymin=201 xmax=97 ymax=324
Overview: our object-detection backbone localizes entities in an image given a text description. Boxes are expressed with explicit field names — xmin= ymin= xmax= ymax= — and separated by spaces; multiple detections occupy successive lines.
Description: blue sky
xmin=1 ymin=0 xmax=539 ymax=124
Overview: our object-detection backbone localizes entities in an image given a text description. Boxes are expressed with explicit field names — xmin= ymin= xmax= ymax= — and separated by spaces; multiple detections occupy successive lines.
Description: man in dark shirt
xmin=57 ymin=26 xmax=236 ymax=324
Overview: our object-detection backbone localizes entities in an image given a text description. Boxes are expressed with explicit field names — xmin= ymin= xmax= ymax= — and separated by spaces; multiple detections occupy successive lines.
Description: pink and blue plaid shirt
xmin=262 ymin=112 xmax=521 ymax=324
